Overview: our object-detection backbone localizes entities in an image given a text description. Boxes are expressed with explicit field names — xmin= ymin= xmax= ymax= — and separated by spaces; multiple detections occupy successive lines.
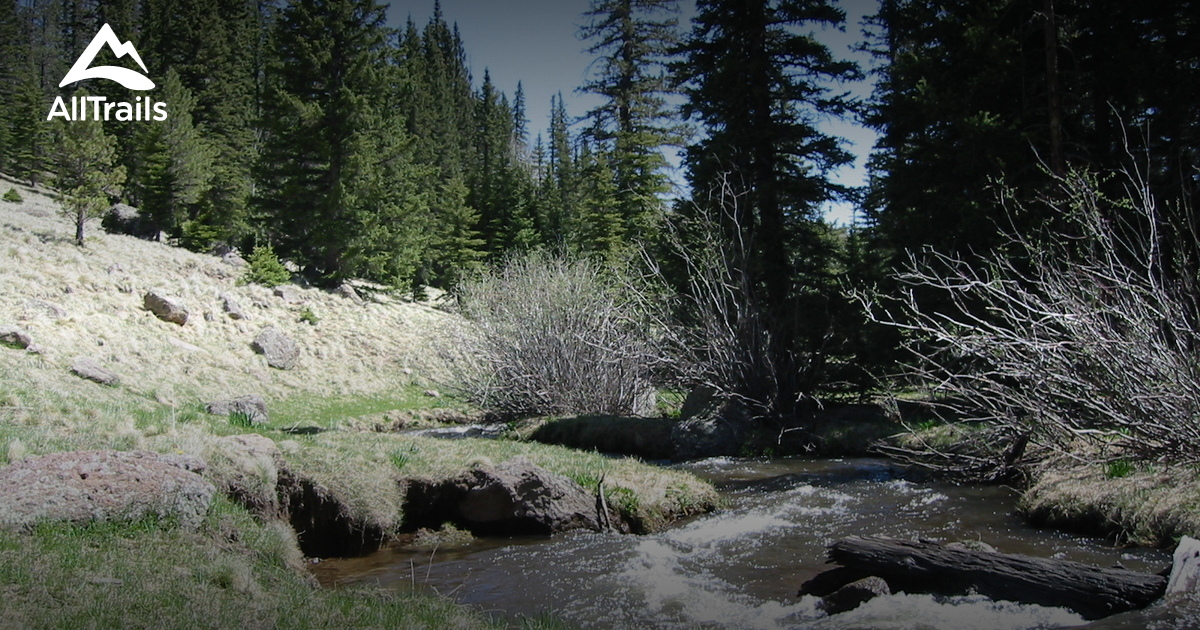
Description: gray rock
xmin=143 ymin=290 xmax=189 ymax=326
xmin=220 ymin=293 xmax=247 ymax=320
xmin=454 ymin=457 xmax=603 ymax=535
xmin=0 ymin=325 xmax=32 ymax=349
xmin=670 ymin=396 xmax=754 ymax=460
xmin=20 ymin=299 xmax=66 ymax=321
xmin=273 ymin=285 xmax=302 ymax=304
xmin=0 ymin=450 xmax=215 ymax=530
xmin=820 ymin=576 xmax=891 ymax=615
xmin=1168 ymin=536 xmax=1200 ymax=594
xmin=221 ymin=252 xmax=247 ymax=268
xmin=251 ymin=326 xmax=299 ymax=370
xmin=205 ymin=394 xmax=268 ymax=426
xmin=679 ymin=384 xmax=719 ymax=420
xmin=71 ymin=357 xmax=120 ymax=386
xmin=334 ymin=283 xmax=364 ymax=304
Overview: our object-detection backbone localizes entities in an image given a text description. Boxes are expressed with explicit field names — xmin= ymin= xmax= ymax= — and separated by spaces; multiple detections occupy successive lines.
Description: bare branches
xmin=862 ymin=168 xmax=1200 ymax=471
xmin=447 ymin=252 xmax=673 ymax=417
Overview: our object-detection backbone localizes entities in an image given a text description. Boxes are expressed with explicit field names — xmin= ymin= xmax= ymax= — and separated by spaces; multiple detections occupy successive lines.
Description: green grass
xmin=269 ymin=387 xmax=466 ymax=430
xmin=0 ymin=496 xmax=505 ymax=630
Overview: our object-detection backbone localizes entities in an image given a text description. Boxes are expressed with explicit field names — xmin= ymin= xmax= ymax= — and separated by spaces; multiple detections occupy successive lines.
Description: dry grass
xmin=0 ymin=171 xmax=458 ymax=410
xmin=1020 ymin=459 xmax=1200 ymax=546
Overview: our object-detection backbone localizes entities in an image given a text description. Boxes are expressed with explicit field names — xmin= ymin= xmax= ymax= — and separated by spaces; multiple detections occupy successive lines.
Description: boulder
xmin=406 ymin=456 xmax=605 ymax=536
xmin=143 ymin=290 xmax=189 ymax=326
xmin=251 ymin=326 xmax=299 ymax=370
xmin=220 ymin=293 xmax=247 ymax=320
xmin=819 ymin=576 xmax=891 ymax=615
xmin=205 ymin=394 xmax=269 ymax=426
xmin=70 ymin=357 xmax=120 ymax=386
xmin=0 ymin=325 xmax=32 ymax=349
xmin=273 ymin=285 xmax=302 ymax=304
xmin=334 ymin=283 xmax=363 ymax=305
xmin=679 ymin=384 xmax=719 ymax=420
xmin=0 ymin=450 xmax=215 ymax=530
xmin=670 ymin=396 xmax=755 ymax=460
xmin=1168 ymin=536 xmax=1200 ymax=595
xmin=221 ymin=252 xmax=247 ymax=268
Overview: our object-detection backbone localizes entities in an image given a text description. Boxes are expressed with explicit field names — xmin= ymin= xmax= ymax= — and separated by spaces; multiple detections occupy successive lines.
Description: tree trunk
xmin=819 ymin=536 xmax=1167 ymax=620
xmin=75 ymin=206 xmax=85 ymax=246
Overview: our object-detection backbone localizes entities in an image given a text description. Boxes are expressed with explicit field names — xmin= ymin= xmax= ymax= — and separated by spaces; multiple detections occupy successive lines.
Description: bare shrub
xmin=861 ymin=167 xmax=1200 ymax=475
xmin=449 ymin=252 xmax=673 ymax=417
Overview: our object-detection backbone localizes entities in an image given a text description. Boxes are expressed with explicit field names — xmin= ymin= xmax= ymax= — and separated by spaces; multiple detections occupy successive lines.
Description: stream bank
xmin=315 ymin=456 xmax=1174 ymax=629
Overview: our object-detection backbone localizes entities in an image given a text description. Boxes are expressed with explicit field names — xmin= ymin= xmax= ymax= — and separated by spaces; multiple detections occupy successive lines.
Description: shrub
xmin=450 ymin=252 xmax=673 ymax=417
xmin=2 ymin=187 xmax=22 ymax=203
xmin=865 ymin=167 xmax=1200 ymax=474
xmin=241 ymin=244 xmax=291 ymax=287
xmin=298 ymin=307 xmax=319 ymax=326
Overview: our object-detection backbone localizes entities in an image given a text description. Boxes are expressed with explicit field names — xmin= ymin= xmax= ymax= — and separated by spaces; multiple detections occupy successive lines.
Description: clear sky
xmin=385 ymin=0 xmax=881 ymax=225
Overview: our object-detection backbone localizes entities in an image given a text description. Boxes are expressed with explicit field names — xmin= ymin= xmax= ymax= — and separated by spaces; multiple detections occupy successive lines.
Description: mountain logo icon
xmin=59 ymin=23 xmax=155 ymax=90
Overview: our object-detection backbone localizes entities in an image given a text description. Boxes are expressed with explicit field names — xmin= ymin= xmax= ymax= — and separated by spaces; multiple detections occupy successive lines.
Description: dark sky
xmin=386 ymin=0 xmax=880 ymax=224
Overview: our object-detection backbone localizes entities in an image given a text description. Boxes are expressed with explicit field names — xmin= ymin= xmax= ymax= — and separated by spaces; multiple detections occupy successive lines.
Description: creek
xmin=314 ymin=456 xmax=1172 ymax=629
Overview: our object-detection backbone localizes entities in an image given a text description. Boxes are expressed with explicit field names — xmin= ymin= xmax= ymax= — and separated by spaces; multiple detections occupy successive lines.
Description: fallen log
xmin=823 ymin=536 xmax=1167 ymax=620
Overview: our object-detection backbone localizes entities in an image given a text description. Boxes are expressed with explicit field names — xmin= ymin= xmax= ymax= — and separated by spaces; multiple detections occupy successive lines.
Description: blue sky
xmin=385 ymin=0 xmax=881 ymax=225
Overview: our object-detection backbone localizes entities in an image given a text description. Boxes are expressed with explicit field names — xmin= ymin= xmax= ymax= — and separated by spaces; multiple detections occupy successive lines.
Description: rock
xmin=679 ymin=384 xmax=719 ymax=420
xmin=205 ymin=395 xmax=269 ymax=426
xmin=20 ymin=299 xmax=66 ymax=321
xmin=423 ymin=389 xmax=441 ymax=399
xmin=221 ymin=252 xmax=247 ymax=268
xmin=820 ymin=576 xmax=891 ymax=615
xmin=70 ymin=357 xmax=120 ymax=386
xmin=220 ymin=293 xmax=247 ymax=320
xmin=0 ymin=325 xmax=32 ymax=349
xmin=205 ymin=434 xmax=285 ymax=518
xmin=670 ymin=396 xmax=755 ymax=460
xmin=334 ymin=283 xmax=363 ymax=304
xmin=406 ymin=456 xmax=605 ymax=536
xmin=143 ymin=290 xmax=189 ymax=326
xmin=0 ymin=450 xmax=215 ymax=531
xmin=1168 ymin=536 xmax=1200 ymax=595
xmin=273 ymin=285 xmax=302 ymax=304
xmin=251 ymin=326 xmax=299 ymax=370
xmin=167 ymin=336 xmax=205 ymax=353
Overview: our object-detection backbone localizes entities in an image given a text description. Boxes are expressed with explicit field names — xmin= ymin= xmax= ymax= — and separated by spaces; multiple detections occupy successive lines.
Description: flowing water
xmin=314 ymin=457 xmax=1172 ymax=629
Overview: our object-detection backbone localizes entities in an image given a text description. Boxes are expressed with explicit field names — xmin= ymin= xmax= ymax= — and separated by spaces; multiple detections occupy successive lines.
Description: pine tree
xmin=133 ymin=68 xmax=215 ymax=247
xmin=676 ymin=0 xmax=860 ymax=415
xmin=257 ymin=0 xmax=432 ymax=288
xmin=579 ymin=0 xmax=682 ymax=244
xmin=54 ymin=91 xmax=126 ymax=245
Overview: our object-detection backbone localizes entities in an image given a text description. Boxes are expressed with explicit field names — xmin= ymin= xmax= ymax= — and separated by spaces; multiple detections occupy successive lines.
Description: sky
xmin=385 ymin=0 xmax=881 ymax=225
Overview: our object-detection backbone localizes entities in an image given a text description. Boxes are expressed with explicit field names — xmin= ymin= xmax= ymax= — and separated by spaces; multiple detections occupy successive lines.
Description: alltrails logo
xmin=46 ymin=23 xmax=167 ymax=122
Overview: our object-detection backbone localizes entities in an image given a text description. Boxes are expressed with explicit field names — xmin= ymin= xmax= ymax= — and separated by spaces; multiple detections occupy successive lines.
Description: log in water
xmin=819 ymin=535 xmax=1167 ymax=620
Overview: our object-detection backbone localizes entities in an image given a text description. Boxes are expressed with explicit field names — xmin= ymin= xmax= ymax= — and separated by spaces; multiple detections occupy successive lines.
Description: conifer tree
xmin=133 ymin=68 xmax=215 ymax=247
xmin=54 ymin=92 xmax=126 ymax=245
xmin=579 ymin=0 xmax=682 ymax=244
xmin=257 ymin=0 xmax=429 ymax=287
xmin=676 ymin=0 xmax=859 ymax=415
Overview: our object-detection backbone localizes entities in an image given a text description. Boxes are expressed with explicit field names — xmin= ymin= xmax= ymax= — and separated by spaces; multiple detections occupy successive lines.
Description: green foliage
xmin=1106 ymin=459 xmax=1134 ymax=479
xmin=298 ymin=307 xmax=318 ymax=326
xmin=241 ymin=245 xmax=291 ymax=287
xmin=3 ymin=187 xmax=21 ymax=203
xmin=227 ymin=410 xmax=255 ymax=428
xmin=132 ymin=69 xmax=215 ymax=246
xmin=53 ymin=92 xmax=126 ymax=246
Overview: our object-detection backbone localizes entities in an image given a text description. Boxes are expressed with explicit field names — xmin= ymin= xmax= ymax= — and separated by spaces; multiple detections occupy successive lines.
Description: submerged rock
xmin=820 ymin=576 xmax=891 ymax=615
xmin=0 ymin=450 xmax=214 ymax=530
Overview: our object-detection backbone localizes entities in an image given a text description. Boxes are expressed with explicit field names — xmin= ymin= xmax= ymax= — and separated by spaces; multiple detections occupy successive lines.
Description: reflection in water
xmin=315 ymin=457 xmax=1170 ymax=629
